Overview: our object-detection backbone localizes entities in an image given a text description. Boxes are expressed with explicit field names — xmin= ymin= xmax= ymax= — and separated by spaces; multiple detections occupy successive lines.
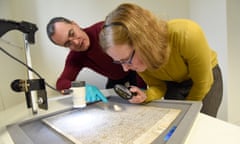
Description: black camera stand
xmin=0 ymin=19 xmax=48 ymax=114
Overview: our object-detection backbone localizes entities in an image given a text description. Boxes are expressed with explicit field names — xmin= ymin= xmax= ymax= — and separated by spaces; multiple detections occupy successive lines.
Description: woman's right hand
xmin=128 ymin=86 xmax=147 ymax=103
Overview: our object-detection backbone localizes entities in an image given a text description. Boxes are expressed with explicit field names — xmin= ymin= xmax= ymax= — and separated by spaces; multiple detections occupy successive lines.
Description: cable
xmin=0 ymin=46 xmax=60 ymax=93
xmin=0 ymin=38 xmax=23 ymax=50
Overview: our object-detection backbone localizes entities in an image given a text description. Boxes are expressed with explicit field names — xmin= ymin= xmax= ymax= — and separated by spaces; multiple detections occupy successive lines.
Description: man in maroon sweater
xmin=46 ymin=17 xmax=145 ymax=93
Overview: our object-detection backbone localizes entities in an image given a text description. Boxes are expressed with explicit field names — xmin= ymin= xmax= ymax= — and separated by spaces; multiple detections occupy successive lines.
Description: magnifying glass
xmin=114 ymin=84 xmax=137 ymax=100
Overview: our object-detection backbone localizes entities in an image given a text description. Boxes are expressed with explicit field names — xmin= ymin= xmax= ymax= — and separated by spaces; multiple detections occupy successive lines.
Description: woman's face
xmin=106 ymin=44 xmax=147 ymax=72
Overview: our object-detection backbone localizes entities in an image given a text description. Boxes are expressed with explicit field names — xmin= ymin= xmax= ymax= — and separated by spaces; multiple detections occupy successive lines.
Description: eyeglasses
xmin=113 ymin=50 xmax=135 ymax=65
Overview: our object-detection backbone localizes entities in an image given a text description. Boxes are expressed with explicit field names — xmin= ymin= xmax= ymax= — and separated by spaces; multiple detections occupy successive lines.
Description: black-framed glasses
xmin=113 ymin=50 xmax=135 ymax=65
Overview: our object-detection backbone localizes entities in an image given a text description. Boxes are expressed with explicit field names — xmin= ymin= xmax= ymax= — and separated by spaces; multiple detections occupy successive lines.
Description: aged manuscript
xmin=43 ymin=102 xmax=180 ymax=144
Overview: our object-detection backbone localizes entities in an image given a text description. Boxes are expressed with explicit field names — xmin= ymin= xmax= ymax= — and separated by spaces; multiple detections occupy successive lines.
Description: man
xmin=46 ymin=17 xmax=145 ymax=94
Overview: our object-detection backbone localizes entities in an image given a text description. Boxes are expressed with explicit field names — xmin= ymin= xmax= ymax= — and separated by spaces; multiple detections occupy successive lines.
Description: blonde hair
xmin=99 ymin=3 xmax=170 ymax=69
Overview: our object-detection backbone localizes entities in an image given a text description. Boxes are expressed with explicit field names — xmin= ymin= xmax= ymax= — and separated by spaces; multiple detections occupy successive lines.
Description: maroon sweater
xmin=56 ymin=21 xmax=130 ymax=90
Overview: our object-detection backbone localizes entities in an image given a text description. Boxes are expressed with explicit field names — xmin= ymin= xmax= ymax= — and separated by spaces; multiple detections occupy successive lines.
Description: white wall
xmin=227 ymin=0 xmax=240 ymax=125
xmin=0 ymin=0 xmax=189 ymax=110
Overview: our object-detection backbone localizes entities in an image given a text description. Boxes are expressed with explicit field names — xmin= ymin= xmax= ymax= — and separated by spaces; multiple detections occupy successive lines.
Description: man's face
xmin=51 ymin=21 xmax=90 ymax=51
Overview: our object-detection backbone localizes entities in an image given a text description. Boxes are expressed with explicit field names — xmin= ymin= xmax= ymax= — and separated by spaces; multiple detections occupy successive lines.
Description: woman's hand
xmin=128 ymin=86 xmax=147 ymax=103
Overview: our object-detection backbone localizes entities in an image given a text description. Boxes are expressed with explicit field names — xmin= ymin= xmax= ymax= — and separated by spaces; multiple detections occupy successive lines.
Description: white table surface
xmin=1 ymin=89 xmax=240 ymax=144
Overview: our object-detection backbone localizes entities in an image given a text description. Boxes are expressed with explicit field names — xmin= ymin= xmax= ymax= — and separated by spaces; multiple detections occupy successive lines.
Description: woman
xmin=99 ymin=3 xmax=223 ymax=117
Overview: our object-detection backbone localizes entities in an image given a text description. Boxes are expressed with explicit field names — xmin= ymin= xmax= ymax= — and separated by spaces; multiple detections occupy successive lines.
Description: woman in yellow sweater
xmin=99 ymin=3 xmax=223 ymax=117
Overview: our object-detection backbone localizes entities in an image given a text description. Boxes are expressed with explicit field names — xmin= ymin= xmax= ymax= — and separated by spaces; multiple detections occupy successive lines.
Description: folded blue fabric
xmin=85 ymin=84 xmax=108 ymax=103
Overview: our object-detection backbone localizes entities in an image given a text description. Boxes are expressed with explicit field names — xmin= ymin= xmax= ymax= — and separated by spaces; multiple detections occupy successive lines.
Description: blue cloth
xmin=85 ymin=84 xmax=108 ymax=103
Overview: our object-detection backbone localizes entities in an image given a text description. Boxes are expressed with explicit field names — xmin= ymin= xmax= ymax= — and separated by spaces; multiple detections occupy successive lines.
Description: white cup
xmin=71 ymin=81 xmax=86 ymax=108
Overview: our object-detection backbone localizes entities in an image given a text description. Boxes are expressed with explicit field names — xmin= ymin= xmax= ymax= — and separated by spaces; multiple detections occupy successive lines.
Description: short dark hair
xmin=46 ymin=17 xmax=72 ymax=44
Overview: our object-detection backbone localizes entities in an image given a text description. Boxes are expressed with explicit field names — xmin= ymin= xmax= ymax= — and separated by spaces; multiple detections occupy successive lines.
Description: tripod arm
xmin=0 ymin=19 xmax=38 ymax=44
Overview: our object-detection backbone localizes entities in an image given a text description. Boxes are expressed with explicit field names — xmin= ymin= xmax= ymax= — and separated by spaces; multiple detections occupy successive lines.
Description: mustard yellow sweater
xmin=139 ymin=19 xmax=218 ymax=102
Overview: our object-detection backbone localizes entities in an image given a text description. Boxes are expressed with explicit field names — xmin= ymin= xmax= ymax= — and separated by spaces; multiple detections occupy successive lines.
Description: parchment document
xmin=43 ymin=102 xmax=180 ymax=144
